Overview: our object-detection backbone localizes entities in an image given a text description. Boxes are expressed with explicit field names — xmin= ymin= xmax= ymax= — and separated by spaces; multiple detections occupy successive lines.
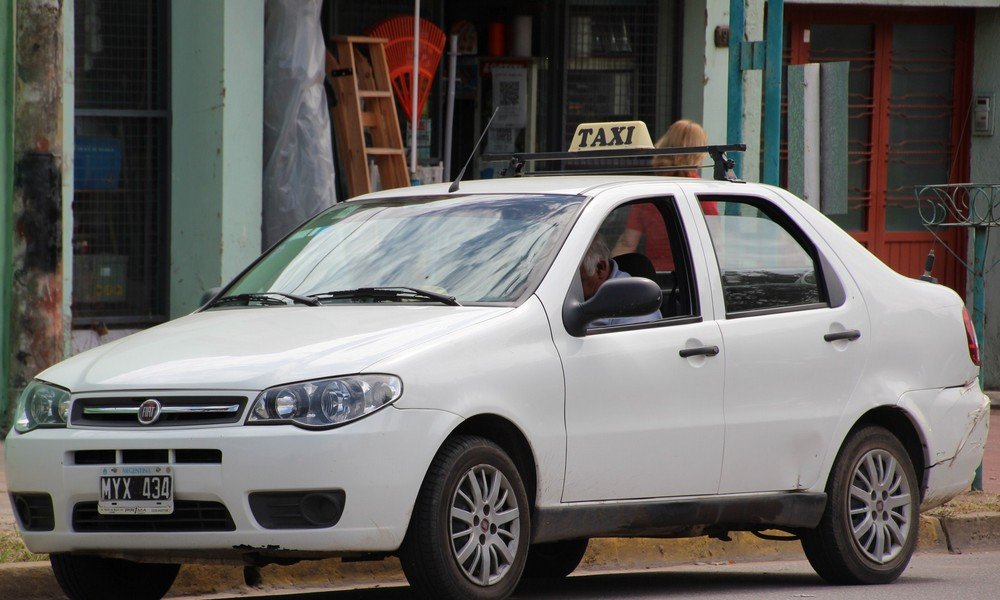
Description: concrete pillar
xmin=2 ymin=0 xmax=67 ymax=434
xmin=170 ymin=0 xmax=264 ymax=318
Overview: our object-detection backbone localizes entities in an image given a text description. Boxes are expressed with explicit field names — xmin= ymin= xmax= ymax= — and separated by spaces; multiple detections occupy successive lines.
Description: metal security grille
xmin=563 ymin=1 xmax=661 ymax=164
xmin=73 ymin=0 xmax=169 ymax=324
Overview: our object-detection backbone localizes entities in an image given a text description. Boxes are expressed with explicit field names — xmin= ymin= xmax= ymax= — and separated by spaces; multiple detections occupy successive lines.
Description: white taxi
xmin=4 ymin=123 xmax=989 ymax=600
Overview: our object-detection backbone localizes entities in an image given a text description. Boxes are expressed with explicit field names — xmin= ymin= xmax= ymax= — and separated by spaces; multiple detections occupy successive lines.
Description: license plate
xmin=98 ymin=465 xmax=174 ymax=515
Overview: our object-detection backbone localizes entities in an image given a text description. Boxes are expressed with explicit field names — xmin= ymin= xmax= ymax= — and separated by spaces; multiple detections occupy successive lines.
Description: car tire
xmin=50 ymin=553 xmax=180 ymax=600
xmin=523 ymin=538 xmax=589 ymax=578
xmin=399 ymin=435 xmax=530 ymax=600
xmin=800 ymin=425 xmax=919 ymax=585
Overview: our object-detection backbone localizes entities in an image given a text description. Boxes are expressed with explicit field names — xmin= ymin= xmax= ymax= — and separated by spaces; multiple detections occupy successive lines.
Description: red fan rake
xmin=370 ymin=16 xmax=445 ymax=124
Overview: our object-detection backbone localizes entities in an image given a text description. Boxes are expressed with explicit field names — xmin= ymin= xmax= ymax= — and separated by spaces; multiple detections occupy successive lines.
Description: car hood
xmin=40 ymin=305 xmax=511 ymax=392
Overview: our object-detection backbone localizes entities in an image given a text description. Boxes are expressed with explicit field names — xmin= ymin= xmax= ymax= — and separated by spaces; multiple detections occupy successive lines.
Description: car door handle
xmin=824 ymin=330 xmax=861 ymax=343
xmin=679 ymin=345 xmax=720 ymax=358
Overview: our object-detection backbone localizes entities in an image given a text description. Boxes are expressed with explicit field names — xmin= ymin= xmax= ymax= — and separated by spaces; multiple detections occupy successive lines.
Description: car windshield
xmin=221 ymin=194 xmax=584 ymax=305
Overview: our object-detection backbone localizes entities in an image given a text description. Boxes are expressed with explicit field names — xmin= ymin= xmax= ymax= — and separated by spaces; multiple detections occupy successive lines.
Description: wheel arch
xmin=448 ymin=414 xmax=539 ymax=509
xmin=850 ymin=406 xmax=928 ymax=500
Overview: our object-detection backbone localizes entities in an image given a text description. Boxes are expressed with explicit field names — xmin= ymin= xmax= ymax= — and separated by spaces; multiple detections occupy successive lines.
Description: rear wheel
xmin=524 ymin=538 xmax=589 ymax=578
xmin=399 ymin=435 xmax=530 ymax=600
xmin=50 ymin=553 xmax=180 ymax=600
xmin=801 ymin=426 xmax=919 ymax=584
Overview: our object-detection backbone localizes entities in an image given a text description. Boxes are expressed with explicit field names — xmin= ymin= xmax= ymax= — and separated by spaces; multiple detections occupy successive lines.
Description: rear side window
xmin=700 ymin=197 xmax=826 ymax=316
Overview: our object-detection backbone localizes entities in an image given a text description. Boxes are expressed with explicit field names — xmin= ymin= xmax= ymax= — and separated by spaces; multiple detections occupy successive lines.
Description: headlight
xmin=248 ymin=374 xmax=403 ymax=429
xmin=14 ymin=381 xmax=72 ymax=434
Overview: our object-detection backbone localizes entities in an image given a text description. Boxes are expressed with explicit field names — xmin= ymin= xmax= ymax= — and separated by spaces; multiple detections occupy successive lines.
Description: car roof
xmin=353 ymin=175 xmax=745 ymax=201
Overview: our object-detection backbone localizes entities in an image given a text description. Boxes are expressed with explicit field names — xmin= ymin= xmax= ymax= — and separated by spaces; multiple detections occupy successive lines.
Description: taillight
xmin=963 ymin=307 xmax=981 ymax=367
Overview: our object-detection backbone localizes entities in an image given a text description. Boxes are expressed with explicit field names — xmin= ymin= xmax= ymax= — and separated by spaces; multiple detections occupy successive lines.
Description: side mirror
xmin=200 ymin=287 xmax=223 ymax=307
xmin=563 ymin=277 xmax=662 ymax=337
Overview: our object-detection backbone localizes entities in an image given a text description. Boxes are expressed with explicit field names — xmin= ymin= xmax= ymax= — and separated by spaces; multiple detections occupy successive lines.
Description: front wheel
xmin=399 ymin=435 xmax=530 ymax=600
xmin=50 ymin=553 xmax=180 ymax=600
xmin=801 ymin=426 xmax=919 ymax=584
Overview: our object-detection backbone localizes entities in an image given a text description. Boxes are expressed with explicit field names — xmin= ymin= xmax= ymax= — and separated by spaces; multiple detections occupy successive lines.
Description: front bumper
xmin=5 ymin=406 xmax=460 ymax=559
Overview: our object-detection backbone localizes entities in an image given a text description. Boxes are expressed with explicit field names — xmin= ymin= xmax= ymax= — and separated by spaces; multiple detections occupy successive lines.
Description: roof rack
xmin=482 ymin=144 xmax=747 ymax=183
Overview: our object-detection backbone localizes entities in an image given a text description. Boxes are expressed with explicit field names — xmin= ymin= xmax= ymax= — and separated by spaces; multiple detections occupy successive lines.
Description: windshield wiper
xmin=208 ymin=292 xmax=320 ymax=308
xmin=309 ymin=287 xmax=461 ymax=306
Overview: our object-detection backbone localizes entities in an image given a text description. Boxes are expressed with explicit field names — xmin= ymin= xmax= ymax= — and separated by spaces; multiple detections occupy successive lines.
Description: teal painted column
xmin=727 ymin=0 xmax=745 ymax=179
xmin=761 ymin=0 xmax=783 ymax=186
xmin=170 ymin=0 xmax=264 ymax=318
xmin=972 ymin=225 xmax=987 ymax=491
xmin=1 ymin=0 xmax=14 ymax=430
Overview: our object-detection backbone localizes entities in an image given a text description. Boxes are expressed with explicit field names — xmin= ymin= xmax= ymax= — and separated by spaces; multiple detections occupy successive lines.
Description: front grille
xmin=72 ymin=396 xmax=248 ymax=427
xmin=122 ymin=449 xmax=168 ymax=464
xmin=175 ymin=449 xmax=223 ymax=464
xmin=72 ymin=500 xmax=236 ymax=532
xmin=73 ymin=449 xmax=223 ymax=465
xmin=75 ymin=450 xmax=116 ymax=464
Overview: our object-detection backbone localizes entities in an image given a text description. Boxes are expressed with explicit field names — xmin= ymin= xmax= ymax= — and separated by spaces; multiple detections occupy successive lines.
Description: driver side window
xmin=586 ymin=197 xmax=699 ymax=324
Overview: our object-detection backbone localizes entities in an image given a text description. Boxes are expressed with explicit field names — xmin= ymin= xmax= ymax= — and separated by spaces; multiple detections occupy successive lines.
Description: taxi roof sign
xmin=569 ymin=121 xmax=654 ymax=152
xmin=478 ymin=117 xmax=746 ymax=182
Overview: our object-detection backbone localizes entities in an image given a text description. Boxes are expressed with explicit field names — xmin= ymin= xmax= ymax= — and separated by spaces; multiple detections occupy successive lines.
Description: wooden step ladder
xmin=326 ymin=36 xmax=410 ymax=198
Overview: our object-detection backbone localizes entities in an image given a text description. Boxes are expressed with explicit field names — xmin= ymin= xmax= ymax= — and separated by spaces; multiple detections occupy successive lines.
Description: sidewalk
xmin=1 ymin=408 xmax=999 ymax=599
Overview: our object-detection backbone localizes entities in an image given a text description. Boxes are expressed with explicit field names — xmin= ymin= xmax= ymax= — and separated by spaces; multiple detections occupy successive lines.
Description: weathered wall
xmin=971 ymin=7 xmax=1000 ymax=389
xmin=703 ymin=0 xmax=733 ymax=151
xmin=4 ymin=0 xmax=65 ymax=434
xmin=680 ymin=0 xmax=708 ymax=128
xmin=0 ymin=0 xmax=14 ymax=432
xmin=683 ymin=1 xmax=766 ymax=180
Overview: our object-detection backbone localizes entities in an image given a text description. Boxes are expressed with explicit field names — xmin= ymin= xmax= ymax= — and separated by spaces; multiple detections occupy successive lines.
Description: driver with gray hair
xmin=578 ymin=235 xmax=661 ymax=327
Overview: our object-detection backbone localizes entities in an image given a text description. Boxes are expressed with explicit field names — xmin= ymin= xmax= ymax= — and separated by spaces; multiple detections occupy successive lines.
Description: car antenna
xmin=449 ymin=107 xmax=500 ymax=193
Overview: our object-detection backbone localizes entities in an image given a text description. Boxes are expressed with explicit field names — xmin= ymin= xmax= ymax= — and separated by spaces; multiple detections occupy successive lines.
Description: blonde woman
xmin=650 ymin=119 xmax=710 ymax=178
xmin=611 ymin=120 xmax=718 ymax=270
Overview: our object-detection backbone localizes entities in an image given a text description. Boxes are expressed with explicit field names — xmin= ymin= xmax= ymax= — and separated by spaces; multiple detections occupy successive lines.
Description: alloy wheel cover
xmin=449 ymin=464 xmax=521 ymax=586
xmin=847 ymin=448 xmax=913 ymax=564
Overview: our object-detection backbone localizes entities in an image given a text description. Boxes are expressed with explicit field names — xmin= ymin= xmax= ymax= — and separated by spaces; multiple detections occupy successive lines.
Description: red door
xmin=785 ymin=6 xmax=973 ymax=293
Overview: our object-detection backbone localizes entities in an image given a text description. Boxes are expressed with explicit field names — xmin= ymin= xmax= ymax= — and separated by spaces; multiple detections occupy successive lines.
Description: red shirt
xmin=623 ymin=200 xmax=718 ymax=271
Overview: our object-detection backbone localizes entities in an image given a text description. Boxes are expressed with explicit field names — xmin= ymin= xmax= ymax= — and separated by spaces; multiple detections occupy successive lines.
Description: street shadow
xmin=233 ymin=568 xmax=941 ymax=599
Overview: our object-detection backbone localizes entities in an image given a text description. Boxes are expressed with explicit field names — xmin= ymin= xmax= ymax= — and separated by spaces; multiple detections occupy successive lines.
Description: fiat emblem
xmin=137 ymin=399 xmax=162 ymax=425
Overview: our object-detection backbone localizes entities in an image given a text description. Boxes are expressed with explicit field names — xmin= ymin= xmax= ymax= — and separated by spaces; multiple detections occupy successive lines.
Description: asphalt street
xmin=172 ymin=551 xmax=1000 ymax=600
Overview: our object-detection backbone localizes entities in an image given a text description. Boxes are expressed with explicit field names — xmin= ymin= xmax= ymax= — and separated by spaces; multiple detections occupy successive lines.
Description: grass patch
xmin=0 ymin=530 xmax=46 ymax=563
xmin=926 ymin=491 xmax=1000 ymax=518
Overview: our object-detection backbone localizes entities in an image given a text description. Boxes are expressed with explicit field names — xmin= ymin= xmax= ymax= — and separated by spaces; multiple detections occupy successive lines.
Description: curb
xmin=2 ymin=513 xmax=996 ymax=600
